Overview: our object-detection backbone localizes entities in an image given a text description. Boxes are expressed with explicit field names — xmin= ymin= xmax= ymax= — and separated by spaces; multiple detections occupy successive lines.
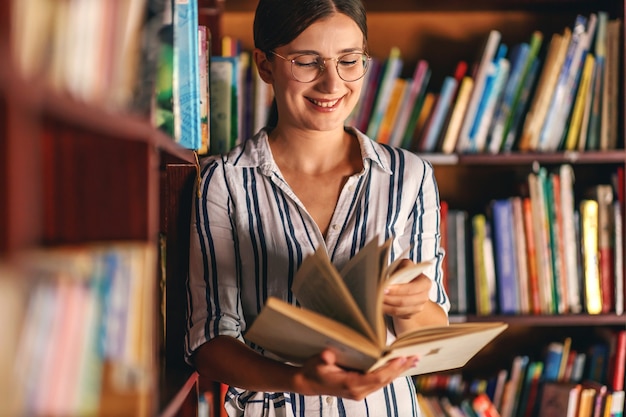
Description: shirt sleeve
xmin=185 ymin=158 xmax=245 ymax=364
xmin=398 ymin=156 xmax=450 ymax=314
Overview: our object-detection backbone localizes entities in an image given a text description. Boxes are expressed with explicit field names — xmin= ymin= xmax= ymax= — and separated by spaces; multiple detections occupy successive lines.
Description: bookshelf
xmin=219 ymin=0 xmax=626 ymax=414
xmin=0 ymin=1 xmax=202 ymax=417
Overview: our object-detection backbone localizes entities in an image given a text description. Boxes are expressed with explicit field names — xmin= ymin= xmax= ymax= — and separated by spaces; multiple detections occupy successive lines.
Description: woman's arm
xmin=193 ymin=335 xmax=420 ymax=401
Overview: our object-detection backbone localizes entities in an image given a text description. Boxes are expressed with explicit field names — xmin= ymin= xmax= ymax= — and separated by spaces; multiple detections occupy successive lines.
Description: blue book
xmin=491 ymin=198 xmax=520 ymax=314
xmin=420 ymin=76 xmax=457 ymax=152
xmin=488 ymin=42 xmax=530 ymax=152
xmin=174 ymin=0 xmax=202 ymax=150
xmin=209 ymin=56 xmax=239 ymax=155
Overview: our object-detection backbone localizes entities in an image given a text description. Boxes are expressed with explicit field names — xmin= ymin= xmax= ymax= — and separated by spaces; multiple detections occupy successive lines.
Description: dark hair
xmin=253 ymin=0 xmax=368 ymax=55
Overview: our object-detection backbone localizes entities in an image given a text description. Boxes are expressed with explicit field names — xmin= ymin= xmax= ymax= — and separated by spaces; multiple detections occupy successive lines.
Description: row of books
xmin=348 ymin=11 xmax=621 ymax=154
xmin=0 ymin=242 xmax=156 ymax=417
xmin=191 ymin=9 xmax=621 ymax=156
xmin=415 ymin=330 xmax=626 ymax=417
xmin=443 ymin=164 xmax=625 ymax=316
xmin=11 ymin=0 xmax=160 ymax=114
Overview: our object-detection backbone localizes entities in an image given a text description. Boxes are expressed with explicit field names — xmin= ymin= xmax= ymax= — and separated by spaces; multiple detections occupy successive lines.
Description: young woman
xmin=186 ymin=1 xmax=450 ymax=415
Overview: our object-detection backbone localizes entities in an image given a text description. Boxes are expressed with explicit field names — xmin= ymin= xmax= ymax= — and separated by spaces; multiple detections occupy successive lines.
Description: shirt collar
xmin=224 ymin=127 xmax=393 ymax=176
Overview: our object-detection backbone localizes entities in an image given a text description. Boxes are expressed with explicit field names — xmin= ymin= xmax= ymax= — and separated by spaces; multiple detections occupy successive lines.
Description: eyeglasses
xmin=271 ymin=51 xmax=371 ymax=83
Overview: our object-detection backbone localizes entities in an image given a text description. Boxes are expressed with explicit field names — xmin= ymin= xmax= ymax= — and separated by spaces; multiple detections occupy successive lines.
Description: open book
xmin=245 ymin=237 xmax=508 ymax=376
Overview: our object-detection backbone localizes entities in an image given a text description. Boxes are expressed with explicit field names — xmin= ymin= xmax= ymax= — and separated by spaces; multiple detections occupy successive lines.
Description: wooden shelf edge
xmin=451 ymin=313 xmax=626 ymax=326
xmin=421 ymin=150 xmax=626 ymax=166
xmin=159 ymin=372 xmax=199 ymax=417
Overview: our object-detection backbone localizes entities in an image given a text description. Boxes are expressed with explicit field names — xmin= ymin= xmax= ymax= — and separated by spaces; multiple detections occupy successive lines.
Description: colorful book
xmin=580 ymin=199 xmax=602 ymax=314
xmin=564 ymin=53 xmax=595 ymax=150
xmin=491 ymin=198 xmax=520 ymax=314
xmin=420 ymin=75 xmax=458 ymax=152
xmin=209 ymin=56 xmax=238 ymax=154
xmin=377 ymin=78 xmax=409 ymax=144
xmin=388 ymin=60 xmax=430 ymax=148
xmin=443 ymin=76 xmax=474 ymax=154
xmin=457 ymin=29 xmax=502 ymax=153
xmin=519 ymin=28 xmax=571 ymax=151
xmin=173 ymin=0 xmax=202 ymax=150
xmin=366 ymin=47 xmax=403 ymax=140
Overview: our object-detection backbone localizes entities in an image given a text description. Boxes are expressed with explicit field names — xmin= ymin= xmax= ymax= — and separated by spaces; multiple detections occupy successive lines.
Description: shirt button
xmin=348 ymin=185 xmax=355 ymax=192
xmin=326 ymin=397 xmax=334 ymax=405
xmin=332 ymin=225 xmax=339 ymax=231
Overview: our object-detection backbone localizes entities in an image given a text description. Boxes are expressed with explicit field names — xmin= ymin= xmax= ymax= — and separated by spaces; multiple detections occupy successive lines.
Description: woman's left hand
xmin=382 ymin=259 xmax=432 ymax=320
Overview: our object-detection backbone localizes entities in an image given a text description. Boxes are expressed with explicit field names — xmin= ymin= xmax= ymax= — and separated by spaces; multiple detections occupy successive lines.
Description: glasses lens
xmin=291 ymin=54 xmax=323 ymax=83
xmin=337 ymin=53 xmax=369 ymax=82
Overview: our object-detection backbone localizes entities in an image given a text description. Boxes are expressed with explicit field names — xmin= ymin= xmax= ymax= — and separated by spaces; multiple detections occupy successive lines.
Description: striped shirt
xmin=186 ymin=127 xmax=449 ymax=417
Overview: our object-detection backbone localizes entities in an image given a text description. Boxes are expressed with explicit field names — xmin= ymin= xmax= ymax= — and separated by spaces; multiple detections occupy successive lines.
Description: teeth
xmin=311 ymin=98 xmax=339 ymax=108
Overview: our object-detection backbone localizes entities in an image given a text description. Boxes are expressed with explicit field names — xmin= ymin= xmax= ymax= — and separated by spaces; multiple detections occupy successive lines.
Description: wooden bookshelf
xmin=1 ymin=2 xmax=199 ymax=416
xmin=219 ymin=0 xmax=626 ymax=413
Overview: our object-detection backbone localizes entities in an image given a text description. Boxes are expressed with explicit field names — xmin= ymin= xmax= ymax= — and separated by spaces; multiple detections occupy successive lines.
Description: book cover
xmin=408 ymin=92 xmax=436 ymax=151
xmin=595 ymin=184 xmax=615 ymax=313
xmin=585 ymin=11 xmax=608 ymax=150
xmin=376 ymin=77 xmax=409 ymax=144
xmin=538 ymin=14 xmax=591 ymax=152
xmin=443 ymin=76 xmax=474 ymax=154
xmin=564 ymin=54 xmax=595 ymax=151
xmin=245 ymin=236 xmax=507 ymax=376
xmin=522 ymin=197 xmax=541 ymax=315
xmin=511 ymin=197 xmax=531 ymax=314
xmin=420 ymin=75 xmax=458 ymax=152
xmin=366 ymin=47 xmax=403 ymax=140
xmin=388 ymin=59 xmax=430 ymax=148
xmin=472 ymin=51 xmax=509 ymax=153
xmin=559 ymin=165 xmax=582 ymax=313
xmin=173 ymin=0 xmax=202 ymax=150
xmin=580 ymin=199 xmax=602 ymax=314
xmin=491 ymin=198 xmax=520 ymax=314
xmin=528 ymin=169 xmax=555 ymax=314
xmin=488 ymin=41 xmax=530 ymax=153
xmin=498 ymin=31 xmax=543 ymax=152
xmin=209 ymin=56 xmax=238 ymax=155
xmin=472 ymin=214 xmax=497 ymax=315
xmin=600 ymin=19 xmax=621 ymax=150
xmin=353 ymin=57 xmax=383 ymax=132
xmin=456 ymin=29 xmax=502 ymax=153
xmin=519 ymin=28 xmax=571 ymax=151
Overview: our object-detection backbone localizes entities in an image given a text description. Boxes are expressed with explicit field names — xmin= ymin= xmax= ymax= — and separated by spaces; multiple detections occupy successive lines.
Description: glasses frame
xmin=270 ymin=51 xmax=372 ymax=83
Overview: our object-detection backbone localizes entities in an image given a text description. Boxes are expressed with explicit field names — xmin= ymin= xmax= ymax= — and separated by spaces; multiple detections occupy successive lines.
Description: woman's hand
xmin=293 ymin=349 xmax=418 ymax=401
xmin=383 ymin=259 xmax=433 ymax=319
xmin=383 ymin=259 xmax=449 ymax=335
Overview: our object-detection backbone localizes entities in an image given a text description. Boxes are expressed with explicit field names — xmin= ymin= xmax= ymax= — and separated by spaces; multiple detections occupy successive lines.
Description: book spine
xmin=580 ymin=199 xmax=603 ymax=314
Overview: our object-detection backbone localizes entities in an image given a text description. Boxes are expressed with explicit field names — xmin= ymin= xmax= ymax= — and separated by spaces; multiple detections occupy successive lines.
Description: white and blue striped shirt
xmin=186 ymin=127 xmax=449 ymax=417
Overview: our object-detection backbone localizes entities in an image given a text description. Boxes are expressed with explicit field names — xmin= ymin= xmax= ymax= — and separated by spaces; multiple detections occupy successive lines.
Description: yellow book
xmin=246 ymin=236 xmax=507 ymax=376
xmin=377 ymin=78 xmax=408 ymax=144
xmin=564 ymin=54 xmax=595 ymax=150
xmin=580 ymin=200 xmax=602 ymax=314
xmin=442 ymin=76 xmax=473 ymax=154
xmin=519 ymin=28 xmax=571 ymax=151
xmin=412 ymin=92 xmax=436 ymax=150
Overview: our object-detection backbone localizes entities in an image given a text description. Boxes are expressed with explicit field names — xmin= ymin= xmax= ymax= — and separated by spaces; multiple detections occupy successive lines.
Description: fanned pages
xmin=247 ymin=235 xmax=507 ymax=376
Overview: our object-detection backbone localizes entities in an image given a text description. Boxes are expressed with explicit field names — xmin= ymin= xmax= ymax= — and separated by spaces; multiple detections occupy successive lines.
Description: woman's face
xmin=269 ymin=13 xmax=366 ymax=133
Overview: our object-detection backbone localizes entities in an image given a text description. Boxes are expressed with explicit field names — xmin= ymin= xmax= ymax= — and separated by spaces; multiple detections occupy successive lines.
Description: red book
xmin=612 ymin=330 xmax=626 ymax=391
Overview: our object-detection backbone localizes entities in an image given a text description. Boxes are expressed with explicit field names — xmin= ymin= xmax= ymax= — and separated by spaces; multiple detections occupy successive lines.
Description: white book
xmin=559 ymin=165 xmax=582 ymax=313
xmin=456 ymin=29 xmax=501 ymax=153
xmin=614 ymin=201 xmax=624 ymax=315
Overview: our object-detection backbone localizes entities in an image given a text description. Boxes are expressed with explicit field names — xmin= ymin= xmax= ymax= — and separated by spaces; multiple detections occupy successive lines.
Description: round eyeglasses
xmin=271 ymin=51 xmax=371 ymax=83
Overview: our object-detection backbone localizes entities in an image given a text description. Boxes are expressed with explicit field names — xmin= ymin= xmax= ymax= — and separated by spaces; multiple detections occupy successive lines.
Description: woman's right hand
xmin=292 ymin=349 xmax=419 ymax=401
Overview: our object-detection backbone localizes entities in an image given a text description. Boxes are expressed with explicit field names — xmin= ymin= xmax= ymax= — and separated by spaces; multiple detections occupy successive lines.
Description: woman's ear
xmin=253 ymin=48 xmax=274 ymax=84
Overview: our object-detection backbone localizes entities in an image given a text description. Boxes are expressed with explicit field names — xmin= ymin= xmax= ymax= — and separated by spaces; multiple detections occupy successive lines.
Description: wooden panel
xmin=160 ymin=163 xmax=197 ymax=387
xmin=41 ymin=118 xmax=157 ymax=243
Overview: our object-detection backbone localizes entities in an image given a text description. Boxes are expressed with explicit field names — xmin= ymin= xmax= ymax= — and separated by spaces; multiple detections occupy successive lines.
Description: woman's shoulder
xmin=199 ymin=129 xmax=272 ymax=171
xmin=350 ymin=127 xmax=432 ymax=172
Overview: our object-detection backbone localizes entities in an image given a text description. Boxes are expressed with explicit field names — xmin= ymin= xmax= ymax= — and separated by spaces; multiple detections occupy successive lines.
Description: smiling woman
xmin=185 ymin=1 xmax=450 ymax=417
